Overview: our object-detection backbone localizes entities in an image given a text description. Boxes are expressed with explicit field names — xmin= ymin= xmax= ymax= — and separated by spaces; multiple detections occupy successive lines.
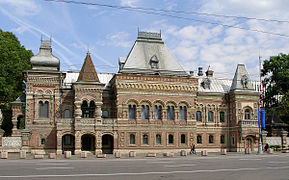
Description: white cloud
xmin=120 ymin=0 xmax=139 ymax=7
xmin=96 ymin=32 xmax=131 ymax=48
xmin=0 ymin=0 xmax=41 ymax=16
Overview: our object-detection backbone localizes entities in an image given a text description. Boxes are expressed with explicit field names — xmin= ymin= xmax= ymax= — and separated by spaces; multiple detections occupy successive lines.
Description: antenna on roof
xmin=49 ymin=35 xmax=52 ymax=43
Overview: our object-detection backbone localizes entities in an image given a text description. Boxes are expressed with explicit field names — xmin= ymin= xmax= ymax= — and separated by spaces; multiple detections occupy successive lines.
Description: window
xmin=196 ymin=111 xmax=202 ymax=122
xmin=64 ymin=109 xmax=70 ymax=118
xmin=102 ymin=110 xmax=109 ymax=118
xmin=141 ymin=105 xmax=149 ymax=120
xmin=181 ymin=134 xmax=186 ymax=144
xmin=156 ymin=134 xmax=161 ymax=145
xmin=143 ymin=134 xmax=148 ymax=145
xmin=130 ymin=134 xmax=135 ymax=144
xmin=220 ymin=135 xmax=225 ymax=144
xmin=197 ymin=135 xmax=202 ymax=144
xmin=39 ymin=101 xmax=49 ymax=118
xmin=64 ymin=135 xmax=71 ymax=145
xmin=168 ymin=134 xmax=174 ymax=144
xmin=209 ymin=135 xmax=214 ymax=144
xmin=81 ymin=101 xmax=95 ymax=118
xmin=150 ymin=55 xmax=159 ymax=69
xmin=219 ymin=112 xmax=225 ymax=123
xmin=244 ymin=109 xmax=250 ymax=120
xmin=179 ymin=106 xmax=187 ymax=120
xmin=232 ymin=137 xmax=235 ymax=145
xmin=154 ymin=105 xmax=162 ymax=120
xmin=208 ymin=111 xmax=214 ymax=122
xmin=129 ymin=105 xmax=136 ymax=120
xmin=41 ymin=138 xmax=46 ymax=145
xmin=167 ymin=106 xmax=175 ymax=120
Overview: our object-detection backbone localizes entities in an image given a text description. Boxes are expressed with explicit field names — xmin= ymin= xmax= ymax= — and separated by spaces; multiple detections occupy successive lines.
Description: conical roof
xmin=230 ymin=64 xmax=254 ymax=91
xmin=77 ymin=53 xmax=99 ymax=82
xmin=119 ymin=31 xmax=188 ymax=77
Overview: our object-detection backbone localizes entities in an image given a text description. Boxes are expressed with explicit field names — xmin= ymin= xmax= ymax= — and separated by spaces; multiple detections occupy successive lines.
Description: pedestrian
xmin=264 ymin=143 xmax=269 ymax=152
xmin=191 ymin=144 xmax=196 ymax=154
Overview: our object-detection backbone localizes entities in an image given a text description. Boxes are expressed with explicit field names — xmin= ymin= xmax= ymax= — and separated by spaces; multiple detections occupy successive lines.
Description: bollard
xmin=1 ymin=151 xmax=8 ymax=159
xmin=180 ymin=150 xmax=187 ymax=156
xmin=114 ymin=151 xmax=121 ymax=158
xmin=48 ymin=153 xmax=56 ymax=159
xmin=64 ymin=151 xmax=71 ymax=159
xmin=129 ymin=151 xmax=136 ymax=157
xmin=201 ymin=150 xmax=208 ymax=156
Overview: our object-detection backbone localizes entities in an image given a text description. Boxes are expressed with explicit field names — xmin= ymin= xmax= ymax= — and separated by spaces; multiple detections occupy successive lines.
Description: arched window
xmin=17 ymin=115 xmax=24 ymax=129
xmin=179 ymin=106 xmax=187 ymax=120
xmin=102 ymin=110 xmax=109 ymax=118
xmin=209 ymin=135 xmax=214 ymax=144
xmin=81 ymin=101 xmax=89 ymax=118
xmin=154 ymin=105 xmax=162 ymax=120
xmin=244 ymin=109 xmax=251 ymax=120
xmin=64 ymin=109 xmax=70 ymax=118
xmin=129 ymin=134 xmax=135 ymax=144
xmin=219 ymin=112 xmax=225 ymax=123
xmin=141 ymin=105 xmax=149 ymax=120
xmin=168 ymin=134 xmax=174 ymax=144
xmin=197 ymin=135 xmax=202 ymax=144
xmin=196 ymin=111 xmax=202 ymax=122
xmin=220 ymin=135 xmax=225 ymax=144
xmin=143 ymin=134 xmax=148 ymax=145
xmin=129 ymin=105 xmax=136 ymax=120
xmin=81 ymin=101 xmax=95 ymax=118
xmin=181 ymin=134 xmax=186 ymax=144
xmin=167 ymin=106 xmax=175 ymax=120
xmin=208 ymin=111 xmax=214 ymax=122
xmin=39 ymin=101 xmax=49 ymax=118
xmin=156 ymin=134 xmax=161 ymax=145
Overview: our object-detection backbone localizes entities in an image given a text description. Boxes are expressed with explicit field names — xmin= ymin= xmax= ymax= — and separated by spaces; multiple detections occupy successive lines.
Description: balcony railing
xmin=57 ymin=118 xmax=116 ymax=126
xmin=239 ymin=120 xmax=258 ymax=128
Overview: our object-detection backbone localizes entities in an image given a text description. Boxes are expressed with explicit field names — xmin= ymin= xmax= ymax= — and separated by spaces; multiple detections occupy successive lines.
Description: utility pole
xmin=258 ymin=54 xmax=263 ymax=154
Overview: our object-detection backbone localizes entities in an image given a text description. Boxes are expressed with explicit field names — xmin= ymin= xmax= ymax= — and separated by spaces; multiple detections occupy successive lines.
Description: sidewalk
xmin=1 ymin=151 xmax=285 ymax=160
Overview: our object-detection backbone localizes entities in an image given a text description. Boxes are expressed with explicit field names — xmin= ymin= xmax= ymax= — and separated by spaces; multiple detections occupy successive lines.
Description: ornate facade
xmin=7 ymin=31 xmax=262 ymax=155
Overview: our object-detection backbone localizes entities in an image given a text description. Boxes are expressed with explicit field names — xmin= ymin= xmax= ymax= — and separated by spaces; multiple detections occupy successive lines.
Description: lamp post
xmin=258 ymin=55 xmax=263 ymax=154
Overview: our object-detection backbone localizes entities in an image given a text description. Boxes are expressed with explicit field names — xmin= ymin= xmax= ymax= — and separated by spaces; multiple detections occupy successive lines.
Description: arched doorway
xmin=62 ymin=134 xmax=75 ymax=154
xmin=102 ymin=134 xmax=114 ymax=154
xmin=245 ymin=137 xmax=253 ymax=151
xmin=81 ymin=134 xmax=95 ymax=151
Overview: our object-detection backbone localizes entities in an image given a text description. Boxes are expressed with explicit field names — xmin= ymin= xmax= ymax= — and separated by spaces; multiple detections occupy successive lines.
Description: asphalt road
xmin=0 ymin=154 xmax=288 ymax=180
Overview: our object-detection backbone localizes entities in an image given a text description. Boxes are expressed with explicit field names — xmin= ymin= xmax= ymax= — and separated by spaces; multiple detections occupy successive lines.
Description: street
xmin=0 ymin=154 xmax=288 ymax=180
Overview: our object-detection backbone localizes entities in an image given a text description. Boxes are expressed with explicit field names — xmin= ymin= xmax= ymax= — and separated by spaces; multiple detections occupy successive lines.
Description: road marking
xmin=2 ymin=166 xmax=289 ymax=178
xmin=37 ymin=163 xmax=70 ymax=166
xmin=147 ymin=161 xmax=173 ymax=164
xmin=36 ymin=167 xmax=74 ymax=170
xmin=238 ymin=159 xmax=262 ymax=161
xmin=164 ymin=164 xmax=196 ymax=168
xmin=268 ymin=161 xmax=289 ymax=164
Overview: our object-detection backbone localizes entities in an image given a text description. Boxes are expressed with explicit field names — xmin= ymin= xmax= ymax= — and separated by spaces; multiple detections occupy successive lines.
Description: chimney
xmin=206 ymin=69 xmax=214 ymax=77
xmin=189 ymin=71 xmax=194 ymax=76
xmin=198 ymin=67 xmax=203 ymax=76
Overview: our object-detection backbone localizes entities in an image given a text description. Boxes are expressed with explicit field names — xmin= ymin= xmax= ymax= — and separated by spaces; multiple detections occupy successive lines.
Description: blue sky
xmin=1 ymin=0 xmax=289 ymax=80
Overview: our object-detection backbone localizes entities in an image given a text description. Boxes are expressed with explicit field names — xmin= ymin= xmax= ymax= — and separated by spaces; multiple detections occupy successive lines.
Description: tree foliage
xmin=0 ymin=29 xmax=33 ymax=135
xmin=261 ymin=53 xmax=289 ymax=123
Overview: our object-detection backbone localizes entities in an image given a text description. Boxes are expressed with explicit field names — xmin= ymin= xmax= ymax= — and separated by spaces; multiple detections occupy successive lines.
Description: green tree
xmin=261 ymin=53 xmax=289 ymax=124
xmin=0 ymin=29 xmax=33 ymax=136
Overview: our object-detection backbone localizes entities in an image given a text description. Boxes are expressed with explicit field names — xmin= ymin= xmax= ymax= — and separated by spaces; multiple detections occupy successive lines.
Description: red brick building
xmin=8 ymin=32 xmax=261 ymax=155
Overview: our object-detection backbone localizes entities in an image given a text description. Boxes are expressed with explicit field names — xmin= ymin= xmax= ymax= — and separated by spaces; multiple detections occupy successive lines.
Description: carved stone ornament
xmin=201 ymin=78 xmax=211 ymax=89
xmin=241 ymin=75 xmax=249 ymax=88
